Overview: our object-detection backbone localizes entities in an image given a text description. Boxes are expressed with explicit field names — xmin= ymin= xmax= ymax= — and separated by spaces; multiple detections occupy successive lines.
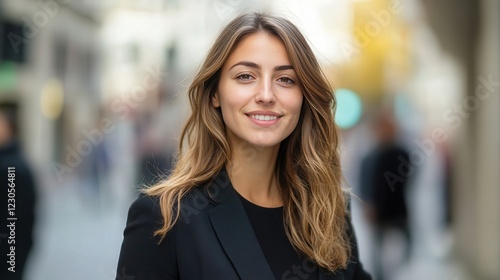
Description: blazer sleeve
xmin=115 ymin=195 xmax=179 ymax=280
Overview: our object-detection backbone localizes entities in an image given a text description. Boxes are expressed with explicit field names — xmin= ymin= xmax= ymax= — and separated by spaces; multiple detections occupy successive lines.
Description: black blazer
xmin=116 ymin=169 xmax=371 ymax=280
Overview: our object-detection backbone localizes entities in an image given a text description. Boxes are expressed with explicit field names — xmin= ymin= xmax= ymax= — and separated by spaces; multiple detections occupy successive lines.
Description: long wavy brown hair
xmin=145 ymin=12 xmax=350 ymax=271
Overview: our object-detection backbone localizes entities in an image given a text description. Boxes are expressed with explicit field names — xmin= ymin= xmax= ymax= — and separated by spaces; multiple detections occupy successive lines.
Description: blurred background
xmin=0 ymin=0 xmax=498 ymax=279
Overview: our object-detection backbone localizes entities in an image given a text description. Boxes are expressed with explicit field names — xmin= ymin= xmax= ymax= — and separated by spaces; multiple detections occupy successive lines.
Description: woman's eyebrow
xmin=229 ymin=61 xmax=260 ymax=70
xmin=229 ymin=61 xmax=294 ymax=71
xmin=274 ymin=65 xmax=294 ymax=71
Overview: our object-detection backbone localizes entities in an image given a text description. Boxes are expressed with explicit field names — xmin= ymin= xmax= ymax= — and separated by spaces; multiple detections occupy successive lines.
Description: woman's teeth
xmin=250 ymin=115 xmax=278 ymax=121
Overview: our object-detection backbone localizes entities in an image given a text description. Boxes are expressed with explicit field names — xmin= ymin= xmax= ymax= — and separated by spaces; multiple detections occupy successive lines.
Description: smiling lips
xmin=246 ymin=111 xmax=282 ymax=120
xmin=245 ymin=111 xmax=283 ymax=126
xmin=249 ymin=114 xmax=279 ymax=121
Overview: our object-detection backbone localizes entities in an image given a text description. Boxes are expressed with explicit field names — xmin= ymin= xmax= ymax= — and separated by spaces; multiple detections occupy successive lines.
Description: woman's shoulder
xmin=118 ymin=195 xmax=179 ymax=279
xmin=130 ymin=193 xmax=160 ymax=209
xmin=124 ymin=194 xmax=164 ymax=234
xmin=128 ymin=184 xmax=216 ymax=218
xmin=127 ymin=169 xmax=233 ymax=227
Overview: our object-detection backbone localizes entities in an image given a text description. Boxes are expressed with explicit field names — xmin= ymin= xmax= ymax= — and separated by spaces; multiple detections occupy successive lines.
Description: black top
xmin=238 ymin=193 xmax=320 ymax=280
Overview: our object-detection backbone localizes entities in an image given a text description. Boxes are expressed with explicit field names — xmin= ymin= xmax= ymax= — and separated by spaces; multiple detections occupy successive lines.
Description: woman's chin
xmin=246 ymin=139 xmax=282 ymax=149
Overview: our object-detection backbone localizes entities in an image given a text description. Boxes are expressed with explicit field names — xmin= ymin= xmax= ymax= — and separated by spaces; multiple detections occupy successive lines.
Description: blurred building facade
xmin=423 ymin=0 xmax=500 ymax=278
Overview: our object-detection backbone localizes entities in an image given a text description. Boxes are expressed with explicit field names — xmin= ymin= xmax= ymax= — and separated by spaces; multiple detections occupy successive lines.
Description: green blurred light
xmin=335 ymin=88 xmax=362 ymax=129
xmin=0 ymin=62 xmax=17 ymax=92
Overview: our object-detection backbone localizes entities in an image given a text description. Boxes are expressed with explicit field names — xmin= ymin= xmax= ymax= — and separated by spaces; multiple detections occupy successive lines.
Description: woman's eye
xmin=236 ymin=74 xmax=253 ymax=81
xmin=277 ymin=77 xmax=295 ymax=85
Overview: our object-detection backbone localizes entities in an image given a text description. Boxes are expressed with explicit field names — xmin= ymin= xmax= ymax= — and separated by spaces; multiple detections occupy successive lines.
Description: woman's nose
xmin=255 ymin=80 xmax=276 ymax=104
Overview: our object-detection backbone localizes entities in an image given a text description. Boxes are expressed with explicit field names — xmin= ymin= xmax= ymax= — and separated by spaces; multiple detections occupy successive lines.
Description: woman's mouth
xmin=248 ymin=114 xmax=280 ymax=121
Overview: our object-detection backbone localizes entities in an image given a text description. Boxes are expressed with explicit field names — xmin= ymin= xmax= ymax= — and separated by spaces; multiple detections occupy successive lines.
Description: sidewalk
xmin=25 ymin=176 xmax=132 ymax=280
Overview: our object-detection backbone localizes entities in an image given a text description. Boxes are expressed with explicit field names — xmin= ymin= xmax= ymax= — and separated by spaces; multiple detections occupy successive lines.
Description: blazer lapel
xmin=208 ymin=171 xmax=275 ymax=280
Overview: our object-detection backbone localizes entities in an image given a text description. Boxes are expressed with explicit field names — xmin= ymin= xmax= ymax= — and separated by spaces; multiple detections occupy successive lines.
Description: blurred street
xmin=25 ymin=174 xmax=131 ymax=280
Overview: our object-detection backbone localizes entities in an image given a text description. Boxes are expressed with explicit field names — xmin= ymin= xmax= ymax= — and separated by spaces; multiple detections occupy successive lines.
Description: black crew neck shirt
xmin=238 ymin=193 xmax=320 ymax=280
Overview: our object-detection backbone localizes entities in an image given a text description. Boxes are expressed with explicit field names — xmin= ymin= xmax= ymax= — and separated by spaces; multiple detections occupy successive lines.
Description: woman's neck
xmin=226 ymin=140 xmax=283 ymax=207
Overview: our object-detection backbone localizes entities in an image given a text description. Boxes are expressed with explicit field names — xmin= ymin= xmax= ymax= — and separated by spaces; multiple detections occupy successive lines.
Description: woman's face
xmin=214 ymin=31 xmax=303 ymax=149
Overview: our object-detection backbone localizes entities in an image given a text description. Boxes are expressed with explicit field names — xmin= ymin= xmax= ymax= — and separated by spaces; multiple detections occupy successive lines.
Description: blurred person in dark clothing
xmin=359 ymin=111 xmax=411 ymax=280
xmin=0 ymin=102 xmax=37 ymax=280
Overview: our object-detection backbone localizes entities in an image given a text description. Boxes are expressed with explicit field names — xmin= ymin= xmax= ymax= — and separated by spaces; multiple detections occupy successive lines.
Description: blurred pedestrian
xmin=0 ymin=102 xmax=37 ymax=280
xmin=359 ymin=110 xmax=412 ymax=280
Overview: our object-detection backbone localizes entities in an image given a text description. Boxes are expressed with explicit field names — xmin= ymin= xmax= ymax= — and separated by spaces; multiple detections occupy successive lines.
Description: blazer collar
xmin=207 ymin=169 xmax=346 ymax=280
xmin=204 ymin=168 xmax=235 ymax=204
xmin=208 ymin=169 xmax=275 ymax=280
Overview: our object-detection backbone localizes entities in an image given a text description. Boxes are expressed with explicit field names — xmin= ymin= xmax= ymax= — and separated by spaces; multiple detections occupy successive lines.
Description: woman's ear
xmin=212 ymin=92 xmax=221 ymax=108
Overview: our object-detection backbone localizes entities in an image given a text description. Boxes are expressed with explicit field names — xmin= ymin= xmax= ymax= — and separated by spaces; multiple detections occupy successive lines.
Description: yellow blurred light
xmin=40 ymin=79 xmax=64 ymax=120
xmin=327 ymin=0 xmax=410 ymax=102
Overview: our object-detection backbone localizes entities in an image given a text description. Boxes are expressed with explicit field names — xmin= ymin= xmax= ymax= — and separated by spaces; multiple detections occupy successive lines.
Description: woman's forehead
xmin=223 ymin=32 xmax=293 ymax=69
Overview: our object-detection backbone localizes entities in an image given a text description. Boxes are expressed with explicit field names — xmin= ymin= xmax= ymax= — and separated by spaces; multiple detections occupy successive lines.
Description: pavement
xmin=25 ymin=175 xmax=133 ymax=280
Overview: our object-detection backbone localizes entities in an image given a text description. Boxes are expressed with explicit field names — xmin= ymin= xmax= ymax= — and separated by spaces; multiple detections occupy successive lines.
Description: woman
xmin=116 ymin=12 xmax=371 ymax=280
